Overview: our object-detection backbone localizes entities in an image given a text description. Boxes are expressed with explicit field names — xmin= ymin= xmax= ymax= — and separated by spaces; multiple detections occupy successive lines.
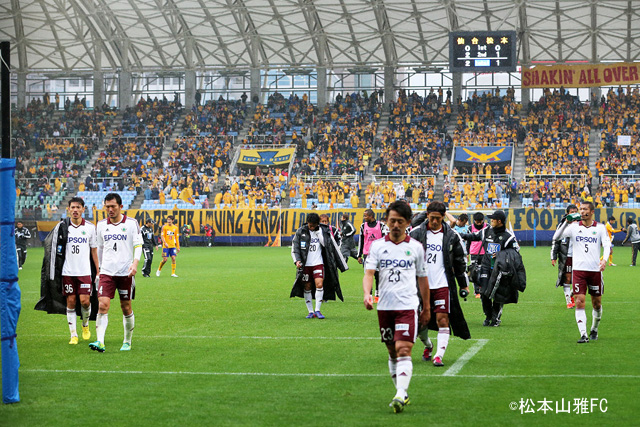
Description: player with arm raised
xmin=63 ymin=197 xmax=99 ymax=345
xmin=552 ymin=201 xmax=610 ymax=343
xmin=90 ymin=193 xmax=143 ymax=352
xmin=363 ymin=201 xmax=429 ymax=413
xmin=157 ymin=215 xmax=180 ymax=278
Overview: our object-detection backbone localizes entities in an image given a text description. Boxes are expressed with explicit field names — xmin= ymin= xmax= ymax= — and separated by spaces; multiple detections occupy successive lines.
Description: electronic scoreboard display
xmin=449 ymin=31 xmax=517 ymax=72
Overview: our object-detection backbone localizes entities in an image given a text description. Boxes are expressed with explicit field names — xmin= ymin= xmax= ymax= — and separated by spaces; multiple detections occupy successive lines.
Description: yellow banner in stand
xmin=36 ymin=207 xmax=640 ymax=237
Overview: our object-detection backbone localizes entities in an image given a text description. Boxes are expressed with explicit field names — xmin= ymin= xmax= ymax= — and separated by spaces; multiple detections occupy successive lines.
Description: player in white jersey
xmin=363 ymin=201 xmax=430 ymax=414
xmin=90 ymin=193 xmax=143 ymax=352
xmin=63 ymin=197 xmax=99 ymax=345
xmin=410 ymin=201 xmax=471 ymax=367
xmin=552 ymin=201 xmax=610 ymax=344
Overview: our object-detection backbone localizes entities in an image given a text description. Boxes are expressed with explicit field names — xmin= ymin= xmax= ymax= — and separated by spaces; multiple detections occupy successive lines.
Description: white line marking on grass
xmin=443 ymin=339 xmax=489 ymax=377
xmin=20 ymin=333 xmax=487 ymax=341
xmin=21 ymin=369 xmax=640 ymax=379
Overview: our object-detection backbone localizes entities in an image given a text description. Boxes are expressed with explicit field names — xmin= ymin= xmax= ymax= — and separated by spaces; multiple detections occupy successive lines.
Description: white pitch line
xmin=443 ymin=339 xmax=489 ymax=377
xmin=20 ymin=368 xmax=640 ymax=379
xmin=18 ymin=333 xmax=487 ymax=341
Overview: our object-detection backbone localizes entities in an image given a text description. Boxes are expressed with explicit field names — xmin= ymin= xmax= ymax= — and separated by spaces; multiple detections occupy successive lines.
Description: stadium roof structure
xmin=1 ymin=0 xmax=639 ymax=73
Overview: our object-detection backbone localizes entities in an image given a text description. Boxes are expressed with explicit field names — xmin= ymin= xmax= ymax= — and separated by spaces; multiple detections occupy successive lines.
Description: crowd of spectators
xmin=182 ymin=99 xmax=247 ymax=137
xmin=523 ymin=89 xmax=592 ymax=176
xmin=593 ymin=175 xmax=640 ymax=207
xmin=288 ymin=175 xmax=360 ymax=209
xmin=442 ymin=178 xmax=510 ymax=210
xmin=365 ymin=177 xmax=435 ymax=209
xmin=377 ymin=90 xmax=450 ymax=176
xmin=11 ymin=98 xmax=57 ymax=146
xmin=595 ymin=87 xmax=640 ymax=175
xmin=211 ymin=170 xmax=291 ymax=209
xmin=113 ymin=96 xmax=181 ymax=137
xmin=518 ymin=176 xmax=590 ymax=208
xmin=290 ymin=92 xmax=379 ymax=178
xmin=90 ymin=136 xmax=164 ymax=179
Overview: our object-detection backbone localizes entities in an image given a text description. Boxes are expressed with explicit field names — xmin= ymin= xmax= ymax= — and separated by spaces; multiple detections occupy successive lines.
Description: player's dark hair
xmin=68 ymin=197 xmax=85 ymax=207
xmin=566 ymin=204 xmax=578 ymax=213
xmin=458 ymin=213 xmax=469 ymax=222
xmin=307 ymin=213 xmax=320 ymax=225
xmin=473 ymin=212 xmax=485 ymax=222
xmin=628 ymin=218 xmax=636 ymax=225
xmin=580 ymin=200 xmax=595 ymax=211
xmin=386 ymin=200 xmax=412 ymax=221
xmin=426 ymin=201 xmax=446 ymax=215
xmin=608 ymin=216 xmax=615 ymax=222
xmin=342 ymin=213 xmax=349 ymax=221
xmin=104 ymin=192 xmax=122 ymax=205
xmin=167 ymin=215 xmax=175 ymax=221
xmin=364 ymin=209 xmax=374 ymax=217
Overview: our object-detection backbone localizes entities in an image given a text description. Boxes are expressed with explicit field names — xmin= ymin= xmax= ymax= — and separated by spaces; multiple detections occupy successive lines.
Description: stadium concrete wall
xmin=36 ymin=207 xmax=640 ymax=246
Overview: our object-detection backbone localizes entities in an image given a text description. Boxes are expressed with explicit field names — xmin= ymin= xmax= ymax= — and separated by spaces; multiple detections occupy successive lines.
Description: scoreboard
xmin=449 ymin=31 xmax=517 ymax=72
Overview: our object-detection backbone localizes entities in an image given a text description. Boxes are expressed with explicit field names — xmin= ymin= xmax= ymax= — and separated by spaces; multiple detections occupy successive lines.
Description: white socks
xmin=592 ymin=307 xmax=602 ymax=332
xmin=315 ymin=288 xmax=324 ymax=312
xmin=81 ymin=305 xmax=91 ymax=328
xmin=395 ymin=356 xmax=412 ymax=398
xmin=123 ymin=313 xmax=135 ymax=344
xmin=575 ymin=308 xmax=587 ymax=336
xmin=67 ymin=308 xmax=77 ymax=336
xmin=304 ymin=290 xmax=313 ymax=313
xmin=434 ymin=328 xmax=450 ymax=359
xmin=96 ymin=313 xmax=108 ymax=343
xmin=563 ymin=285 xmax=572 ymax=304
xmin=388 ymin=357 xmax=397 ymax=387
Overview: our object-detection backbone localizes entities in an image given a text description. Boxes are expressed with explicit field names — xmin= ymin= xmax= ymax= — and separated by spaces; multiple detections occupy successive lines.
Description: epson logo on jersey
xmin=104 ymin=234 xmax=128 ymax=242
xmin=487 ymin=242 xmax=501 ymax=254
xmin=80 ymin=284 xmax=90 ymax=289
xmin=576 ymin=236 xmax=598 ymax=243
xmin=68 ymin=237 xmax=88 ymax=244
xmin=380 ymin=259 xmax=414 ymax=268
xmin=426 ymin=243 xmax=442 ymax=251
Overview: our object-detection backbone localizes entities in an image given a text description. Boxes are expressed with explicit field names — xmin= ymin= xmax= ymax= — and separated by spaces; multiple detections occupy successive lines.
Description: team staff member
xmin=91 ymin=193 xmax=143 ymax=352
xmin=291 ymin=213 xmax=348 ymax=318
xmin=551 ymin=204 xmax=578 ymax=309
xmin=339 ymin=213 xmax=358 ymax=264
xmin=364 ymin=201 xmax=429 ymax=413
xmin=468 ymin=213 xmax=488 ymax=298
xmin=157 ymin=216 xmax=180 ymax=278
xmin=358 ymin=209 xmax=389 ymax=302
xmin=621 ymin=218 xmax=640 ymax=266
xmin=553 ymin=201 xmax=610 ymax=343
xmin=411 ymin=201 xmax=471 ymax=366
xmin=141 ymin=218 xmax=159 ymax=277
xmin=461 ymin=210 xmax=520 ymax=326
xmin=15 ymin=221 xmax=31 ymax=270
xmin=63 ymin=197 xmax=99 ymax=345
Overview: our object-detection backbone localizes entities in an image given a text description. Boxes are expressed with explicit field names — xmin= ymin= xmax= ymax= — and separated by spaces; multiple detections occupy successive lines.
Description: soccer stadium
xmin=1 ymin=1 xmax=640 ymax=425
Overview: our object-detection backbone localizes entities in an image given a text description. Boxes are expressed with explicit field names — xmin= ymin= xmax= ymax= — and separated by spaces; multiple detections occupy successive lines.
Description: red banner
xmin=521 ymin=62 xmax=640 ymax=88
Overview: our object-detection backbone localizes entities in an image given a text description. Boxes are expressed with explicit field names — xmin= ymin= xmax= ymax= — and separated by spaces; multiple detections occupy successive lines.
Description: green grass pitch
xmin=2 ymin=245 xmax=639 ymax=426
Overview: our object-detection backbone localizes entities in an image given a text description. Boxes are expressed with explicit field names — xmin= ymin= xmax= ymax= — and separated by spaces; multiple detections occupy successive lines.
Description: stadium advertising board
xmin=237 ymin=148 xmax=296 ymax=165
xmin=521 ymin=62 xmax=640 ymax=88
xmin=37 ymin=207 xmax=640 ymax=243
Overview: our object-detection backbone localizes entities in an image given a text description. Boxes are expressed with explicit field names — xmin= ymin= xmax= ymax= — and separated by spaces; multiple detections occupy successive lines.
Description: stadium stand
xmin=113 ymin=97 xmax=181 ymax=137
xmin=518 ymin=175 xmax=589 ymax=209
xmin=182 ymin=99 xmax=247 ymax=137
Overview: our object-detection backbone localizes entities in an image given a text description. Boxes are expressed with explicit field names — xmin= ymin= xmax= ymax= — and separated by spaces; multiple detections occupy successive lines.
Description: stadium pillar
xmin=16 ymin=72 xmax=26 ymax=110
xmin=250 ymin=68 xmax=260 ymax=106
xmin=591 ymin=87 xmax=601 ymax=105
xmin=520 ymin=85 xmax=530 ymax=110
xmin=184 ymin=70 xmax=196 ymax=109
xmin=94 ymin=70 xmax=104 ymax=109
xmin=316 ymin=66 xmax=327 ymax=109
xmin=384 ymin=65 xmax=395 ymax=106
xmin=118 ymin=71 xmax=132 ymax=110
xmin=452 ymin=72 xmax=462 ymax=112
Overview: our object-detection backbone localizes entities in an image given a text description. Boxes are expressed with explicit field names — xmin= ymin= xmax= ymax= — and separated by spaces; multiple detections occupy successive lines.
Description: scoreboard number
xmin=449 ymin=31 xmax=517 ymax=72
